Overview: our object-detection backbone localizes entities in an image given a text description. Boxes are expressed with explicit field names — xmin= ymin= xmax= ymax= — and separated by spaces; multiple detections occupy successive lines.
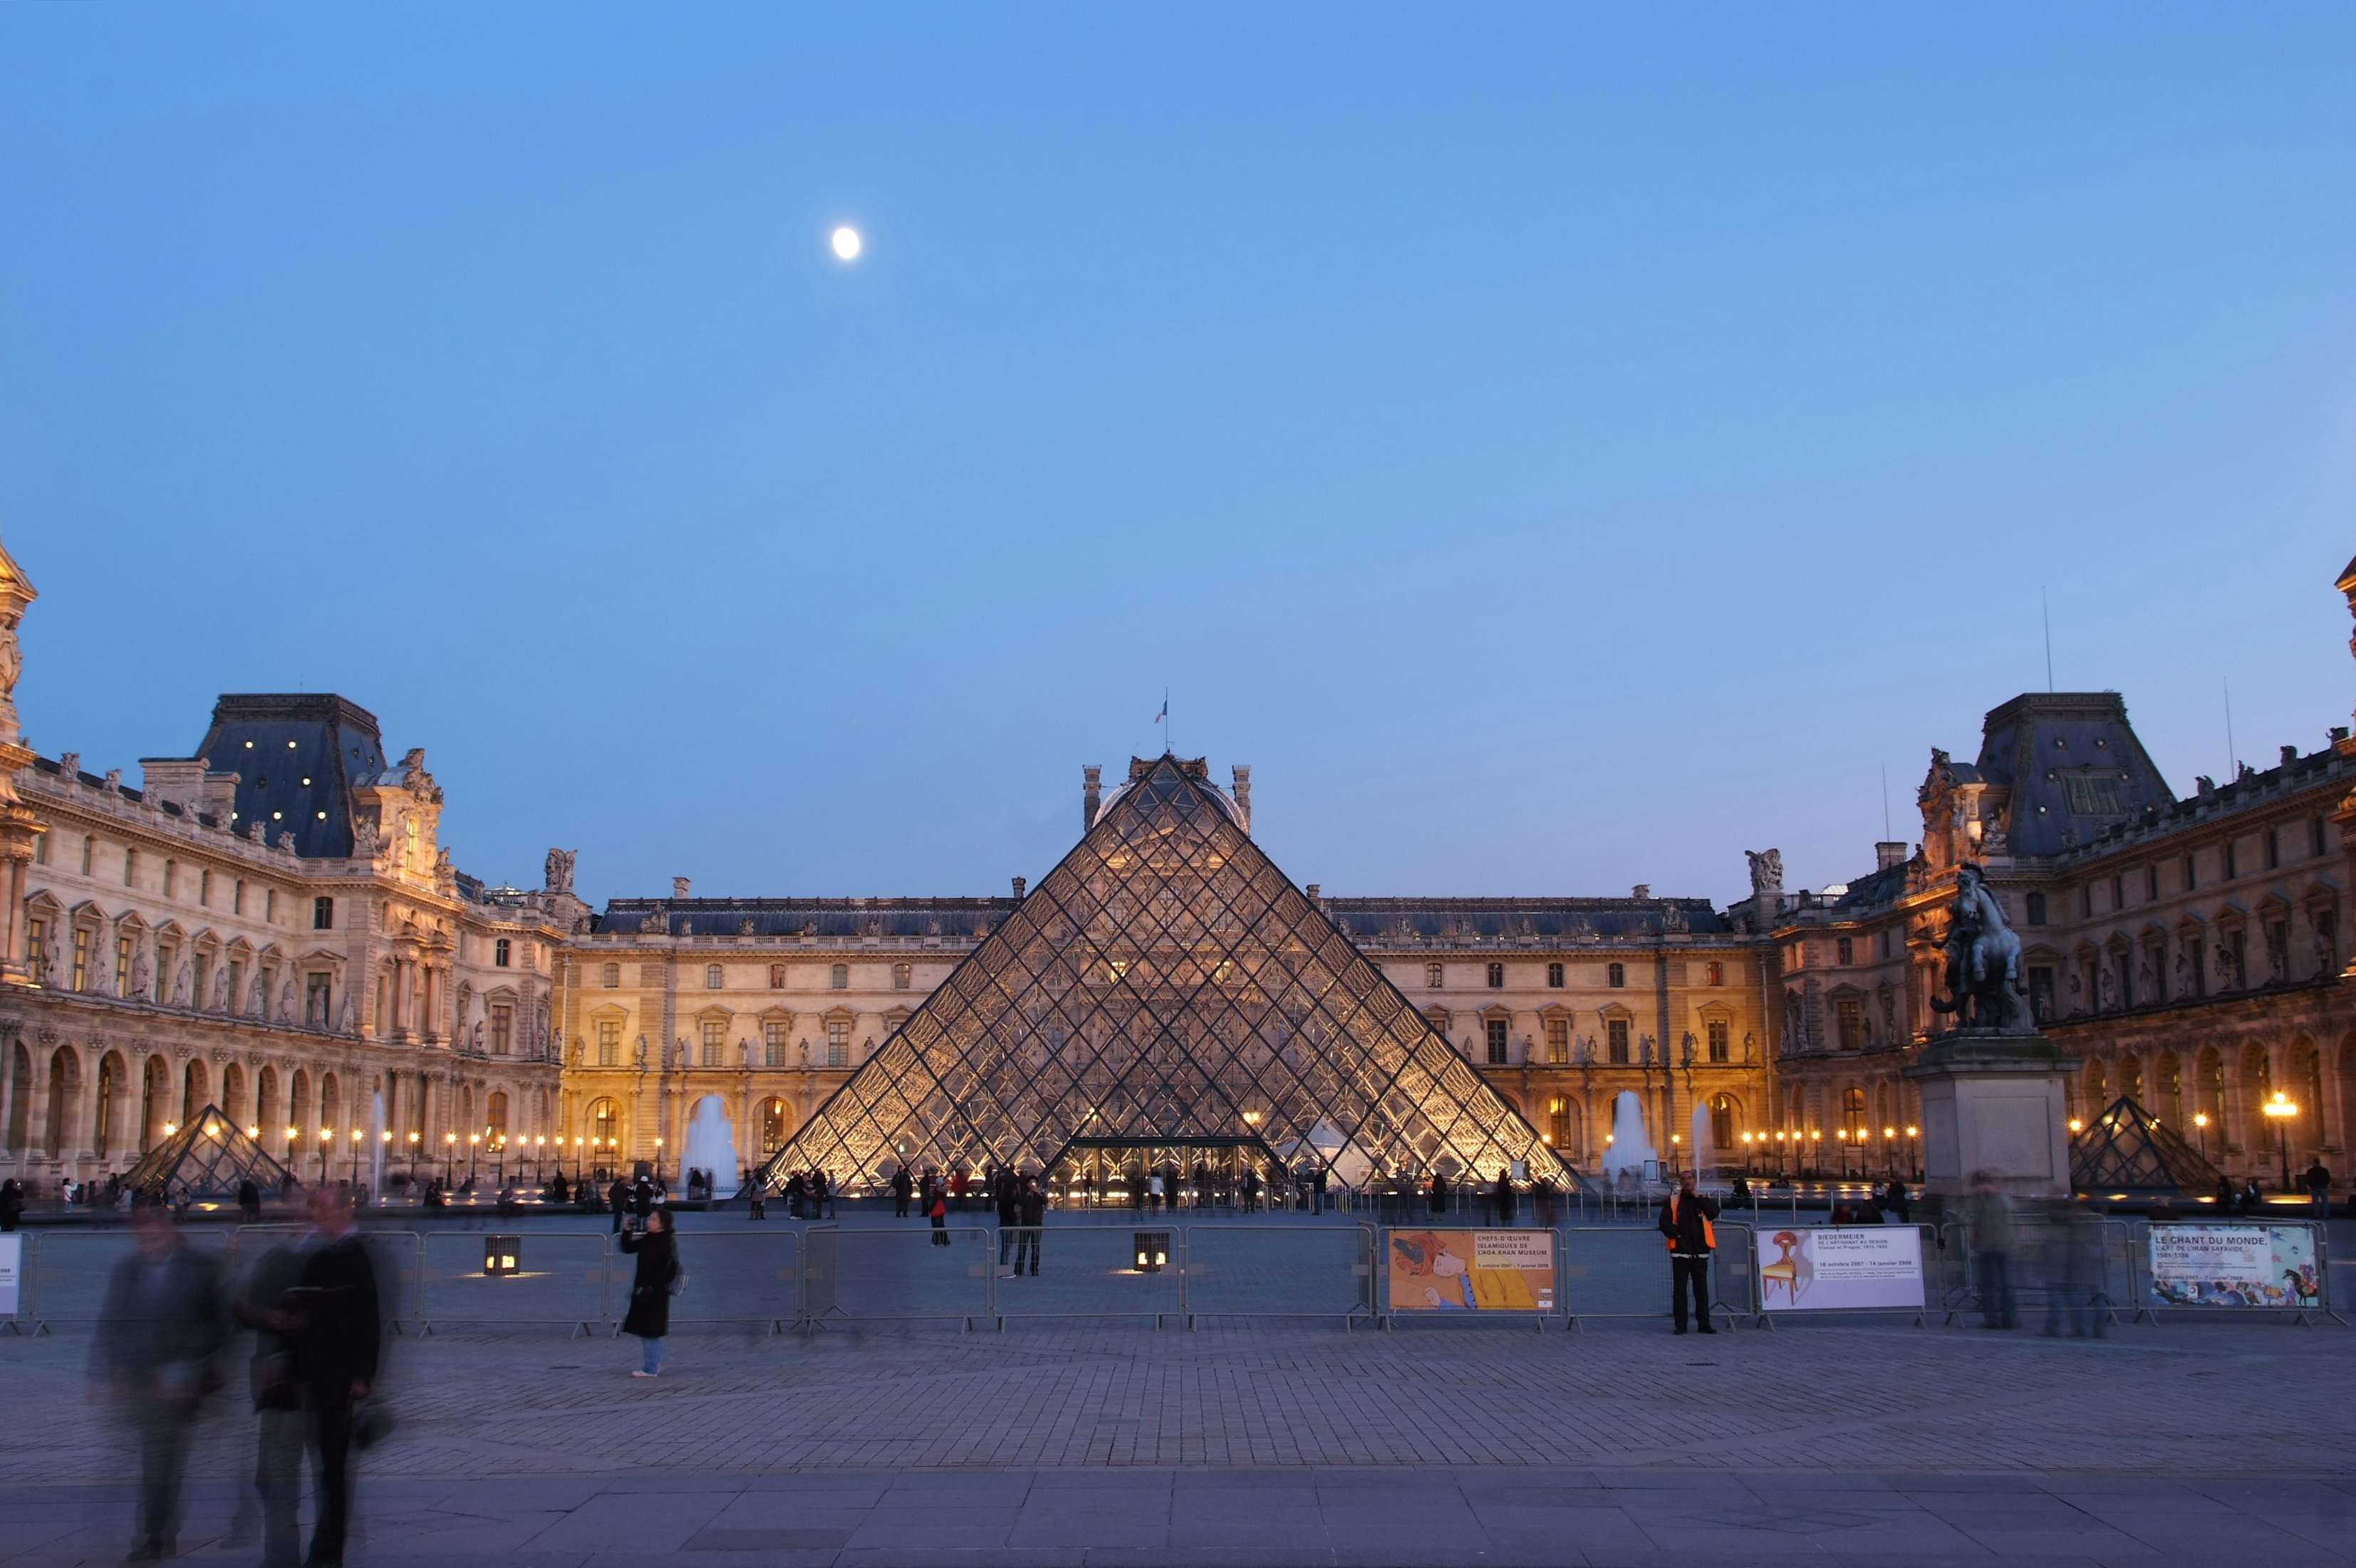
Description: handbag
xmin=667 ymin=1258 xmax=688 ymax=1298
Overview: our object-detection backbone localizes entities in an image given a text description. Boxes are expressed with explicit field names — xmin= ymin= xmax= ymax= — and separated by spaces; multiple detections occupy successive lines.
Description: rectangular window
xmin=892 ymin=963 xmax=912 ymax=991
xmin=313 ymin=896 xmax=333 ymax=930
xmin=226 ymin=960 xmax=244 ymax=1014
xmin=602 ymin=963 xmax=621 ymax=988
xmin=200 ymin=868 xmax=213 ymax=907
xmin=1606 ymin=1018 xmax=1629 ymax=1063
xmin=1546 ymin=962 xmax=1564 ymax=989
xmin=234 ymin=879 xmax=246 ymax=916
xmin=162 ymin=860 xmax=175 ymax=898
xmin=2145 ymin=864 xmax=2159 ymax=902
xmin=81 ymin=836 xmax=93 ymax=875
xmin=2182 ymin=853 xmax=2196 ymax=893
xmin=494 ymin=938 xmax=513 ymax=968
xmin=2111 ymin=875 xmax=2124 ymax=910
xmin=1836 ymin=937 xmax=1853 ymax=965
xmin=265 ymin=889 xmax=276 ymax=923
xmin=115 ymin=935 xmax=133 ymax=998
xmin=1544 ymin=1018 xmax=1569 ymax=1063
xmin=1485 ymin=1018 xmax=1508 ymax=1064
xmin=1706 ymin=960 xmax=1725 ymax=986
xmin=71 ymin=926 xmax=90 ymax=991
xmin=826 ymin=1019 xmax=850 ymax=1067
xmin=2266 ymin=829 xmax=2281 ymax=871
xmin=2224 ymin=841 xmax=2238 ymax=879
xmin=704 ymin=963 xmax=722 ymax=988
xmin=1607 ymin=962 xmax=1625 ymax=988
xmin=701 ymin=1019 xmax=724 ymax=1066
xmin=829 ymin=965 xmax=849 ymax=990
xmin=32 ymin=831 xmax=46 ymax=866
xmin=596 ymin=1019 xmax=621 ymax=1066
xmin=1707 ymin=1018 xmax=1730 ymax=1062
xmin=1836 ymin=997 xmax=1864 ymax=1050
xmin=1485 ymin=962 xmax=1505 ymax=989
xmin=305 ymin=972 xmax=331 ymax=1027
xmin=124 ymin=848 xmax=137 ymax=888
xmin=192 ymin=951 xmax=210 ymax=1011
xmin=2079 ymin=885 xmax=2092 ymax=919
xmin=26 ymin=918 xmax=46 ymax=983
xmin=491 ymin=1003 xmax=514 ymax=1056
xmin=1426 ymin=964 xmax=1444 ymax=989
xmin=764 ymin=1020 xmax=787 ymax=1066
xmin=2315 ymin=817 xmax=2330 ymax=858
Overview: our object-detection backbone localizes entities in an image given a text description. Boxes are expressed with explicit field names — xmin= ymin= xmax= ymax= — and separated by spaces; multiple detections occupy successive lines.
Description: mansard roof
xmin=598 ymin=896 xmax=1017 ymax=941
xmin=182 ymin=693 xmax=388 ymax=860
xmin=1978 ymin=692 xmax=2175 ymax=858
xmin=1323 ymin=897 xmax=1731 ymax=940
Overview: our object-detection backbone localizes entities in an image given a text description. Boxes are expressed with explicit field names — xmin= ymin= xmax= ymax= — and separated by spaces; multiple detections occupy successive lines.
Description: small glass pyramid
xmin=2070 ymin=1095 xmax=2222 ymax=1197
xmin=120 ymin=1104 xmax=296 ymax=1205
xmin=758 ymin=754 xmax=1567 ymax=1193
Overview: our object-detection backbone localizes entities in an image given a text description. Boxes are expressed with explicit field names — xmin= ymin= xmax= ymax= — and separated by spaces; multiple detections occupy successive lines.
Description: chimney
xmin=1082 ymin=764 xmax=1102 ymax=831
xmin=2280 ymin=744 xmax=2299 ymax=766
xmin=1875 ymin=841 xmax=1908 ymax=871
xmin=1011 ymin=876 xmax=1026 ymax=898
xmin=140 ymin=756 xmax=239 ymax=822
xmin=1304 ymin=883 xmax=1320 ymax=901
xmin=1230 ymin=764 xmax=1252 ymax=834
xmin=672 ymin=876 xmax=691 ymax=900
xmin=1631 ymin=884 xmax=1650 ymax=900
xmin=2332 ymin=727 xmax=2350 ymax=744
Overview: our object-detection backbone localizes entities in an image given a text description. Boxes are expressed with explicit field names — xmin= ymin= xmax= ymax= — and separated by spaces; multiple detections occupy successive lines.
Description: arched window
xmin=891 ymin=963 xmax=912 ymax=991
xmin=589 ymin=1098 xmax=620 ymax=1151
xmin=1485 ymin=962 xmax=1505 ymax=989
xmin=487 ymin=1091 xmax=509 ymax=1141
xmin=705 ymin=964 xmax=724 ymax=990
xmin=1710 ymin=1094 xmax=1736 ymax=1149
xmin=829 ymin=964 xmax=849 ymax=990
xmin=1840 ymin=1086 xmax=1867 ymax=1136
xmin=1547 ymin=1094 xmax=1572 ymax=1151
xmin=601 ymin=963 xmax=620 ymax=989
xmin=1607 ymin=962 xmax=1626 ymax=989
xmin=1425 ymin=964 xmax=1444 ymax=989
xmin=760 ymin=1099 xmax=789 ymax=1156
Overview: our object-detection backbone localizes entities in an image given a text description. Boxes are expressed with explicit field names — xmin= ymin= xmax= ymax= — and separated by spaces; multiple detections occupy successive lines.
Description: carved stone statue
xmin=247 ymin=970 xmax=267 ymax=1014
xmin=352 ymin=814 xmax=379 ymax=858
xmin=2318 ymin=920 xmax=2341 ymax=980
xmin=336 ymin=992 xmax=356 ymax=1034
xmin=633 ymin=1034 xmax=648 ymax=1069
xmin=131 ymin=945 xmax=153 ymax=1000
xmin=209 ymin=967 xmax=230 ymax=1012
xmin=245 ymin=818 xmax=266 ymax=843
xmin=1638 ymin=1033 xmax=1654 ymax=1067
xmin=1741 ymin=1030 xmax=1755 ymax=1064
xmin=2137 ymin=951 xmax=2157 ymax=1001
xmin=279 ymin=980 xmax=297 ymax=1022
xmin=1927 ymin=863 xmax=2028 ymax=1032
xmin=1745 ymin=848 xmax=1784 ymax=900
xmin=544 ymin=846 xmax=577 ymax=894
xmin=2266 ymin=925 xmax=2290 ymax=986
xmin=171 ymin=961 xmax=191 ymax=1007
xmin=1680 ymin=1031 xmax=1696 ymax=1067
xmin=2097 ymin=964 xmax=2117 ymax=1012
xmin=798 ymin=1039 xmax=809 ymax=1067
xmin=2174 ymin=949 xmax=2190 ymax=996
xmin=740 ymin=1039 xmax=752 ymax=1069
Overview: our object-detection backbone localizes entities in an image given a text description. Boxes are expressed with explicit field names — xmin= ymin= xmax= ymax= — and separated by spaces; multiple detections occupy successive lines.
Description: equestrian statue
xmin=1928 ymin=863 xmax=2029 ymax=1033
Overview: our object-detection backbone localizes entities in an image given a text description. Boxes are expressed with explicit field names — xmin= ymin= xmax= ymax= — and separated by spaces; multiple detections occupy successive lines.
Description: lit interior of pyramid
xmin=759 ymin=756 xmax=1567 ymax=1193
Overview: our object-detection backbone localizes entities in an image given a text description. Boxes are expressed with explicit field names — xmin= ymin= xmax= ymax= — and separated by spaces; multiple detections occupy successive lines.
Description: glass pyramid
xmin=121 ymin=1104 xmax=295 ymax=1206
xmin=758 ymin=754 xmax=1567 ymax=1193
xmin=2069 ymin=1095 xmax=2222 ymax=1197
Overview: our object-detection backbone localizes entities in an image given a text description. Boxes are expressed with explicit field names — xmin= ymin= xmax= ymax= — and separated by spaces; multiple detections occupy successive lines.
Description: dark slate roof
xmin=598 ymin=898 xmax=1017 ymax=940
xmin=1830 ymin=861 xmax=1910 ymax=910
xmin=185 ymin=694 xmax=386 ymax=859
xmin=1978 ymin=692 xmax=2174 ymax=858
xmin=1324 ymin=897 xmax=1731 ymax=940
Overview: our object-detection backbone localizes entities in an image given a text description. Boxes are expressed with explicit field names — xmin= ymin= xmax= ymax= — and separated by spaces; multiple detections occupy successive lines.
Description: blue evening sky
xmin=4 ymin=9 xmax=2351 ymax=908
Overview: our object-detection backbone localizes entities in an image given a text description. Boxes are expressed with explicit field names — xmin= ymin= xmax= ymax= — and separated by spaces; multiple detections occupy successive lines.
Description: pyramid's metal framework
xmin=120 ymin=1103 xmax=294 ymax=1205
xmin=757 ymin=755 xmax=1567 ymax=1191
xmin=2069 ymin=1094 xmax=2222 ymax=1198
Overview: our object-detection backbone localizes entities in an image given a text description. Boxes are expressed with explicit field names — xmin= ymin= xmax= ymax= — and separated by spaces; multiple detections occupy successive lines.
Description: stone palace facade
xmin=3 ymin=529 xmax=2352 ymax=1194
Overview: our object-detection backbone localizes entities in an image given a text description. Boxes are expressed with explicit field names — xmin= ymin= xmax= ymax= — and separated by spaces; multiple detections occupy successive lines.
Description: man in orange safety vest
xmin=1659 ymin=1169 xmax=1721 ymax=1334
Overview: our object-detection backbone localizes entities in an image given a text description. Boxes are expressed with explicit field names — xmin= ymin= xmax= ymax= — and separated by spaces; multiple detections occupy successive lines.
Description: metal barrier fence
xmin=1180 ymin=1223 xmax=1373 ymax=1328
xmin=664 ymin=1230 xmax=801 ymax=1333
xmin=421 ymin=1230 xmax=606 ymax=1336
xmin=991 ymin=1224 xmax=1183 ymax=1327
xmin=1557 ymin=1222 xmax=1752 ymax=1331
xmin=805 ymin=1225 xmax=994 ymax=1329
xmin=239 ymin=1226 xmax=427 ymax=1335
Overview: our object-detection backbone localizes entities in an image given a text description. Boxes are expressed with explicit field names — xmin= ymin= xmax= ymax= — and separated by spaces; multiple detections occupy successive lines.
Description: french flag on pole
xmin=1153 ymin=697 xmax=1167 ymax=725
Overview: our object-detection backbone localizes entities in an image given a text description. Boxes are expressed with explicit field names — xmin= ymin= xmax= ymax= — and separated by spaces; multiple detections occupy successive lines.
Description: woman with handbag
xmin=619 ymin=1208 xmax=680 ymax=1378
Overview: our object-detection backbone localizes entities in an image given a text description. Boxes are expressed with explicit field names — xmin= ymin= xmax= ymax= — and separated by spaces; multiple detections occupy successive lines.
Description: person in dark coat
xmin=1493 ymin=1170 xmax=1516 ymax=1227
xmin=0 ymin=1178 xmax=21 ymax=1231
xmin=1428 ymin=1172 xmax=1448 ymax=1216
xmin=608 ymin=1177 xmax=631 ymax=1232
xmin=289 ymin=1187 xmax=382 ymax=1568
xmin=1013 ymin=1177 xmax=1047 ymax=1276
xmin=1658 ymin=1170 xmax=1721 ymax=1335
xmin=784 ymin=1171 xmax=806 ymax=1219
xmin=996 ymin=1172 xmax=1023 ymax=1273
xmin=1309 ymin=1165 xmax=1327 ymax=1216
xmin=891 ymin=1165 xmax=914 ymax=1219
xmin=633 ymin=1174 xmax=655 ymax=1221
xmin=232 ymin=1230 xmax=310 ymax=1568
xmin=618 ymin=1208 xmax=678 ymax=1376
xmin=93 ymin=1203 xmax=229 ymax=1562
xmin=928 ymin=1185 xmax=950 ymax=1245
xmin=237 ymin=1178 xmax=262 ymax=1225
xmin=1883 ymin=1180 xmax=1912 ymax=1225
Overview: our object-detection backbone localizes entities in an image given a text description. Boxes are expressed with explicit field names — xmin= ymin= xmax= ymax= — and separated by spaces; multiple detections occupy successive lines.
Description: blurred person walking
xmin=232 ymin=1224 xmax=309 ymax=1568
xmin=1966 ymin=1170 xmax=2019 ymax=1330
xmin=620 ymin=1208 xmax=680 ymax=1378
xmin=93 ymin=1203 xmax=229 ymax=1562
xmin=288 ymin=1186 xmax=383 ymax=1568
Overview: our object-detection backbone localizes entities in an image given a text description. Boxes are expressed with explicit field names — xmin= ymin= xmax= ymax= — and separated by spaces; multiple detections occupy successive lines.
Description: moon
xmin=830 ymin=225 xmax=863 ymax=262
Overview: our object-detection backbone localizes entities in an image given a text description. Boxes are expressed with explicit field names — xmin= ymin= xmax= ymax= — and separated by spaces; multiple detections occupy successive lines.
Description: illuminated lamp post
xmin=349 ymin=1127 xmax=363 ymax=1187
xmin=468 ymin=1132 xmax=481 ymax=1187
xmin=2263 ymin=1093 xmax=2298 ymax=1193
xmin=443 ymin=1131 xmax=456 ymax=1185
xmin=407 ymin=1130 xmax=421 ymax=1187
xmin=1740 ymin=1131 xmax=1754 ymax=1176
xmin=653 ymin=1136 xmax=665 ymax=1188
xmin=2192 ymin=1111 xmax=2211 ymax=1163
xmin=1906 ymin=1125 xmax=1920 ymax=1180
xmin=1807 ymin=1128 xmax=1822 ymax=1179
xmin=1883 ymin=1126 xmax=1898 ymax=1178
xmin=317 ymin=1127 xmax=332 ymax=1184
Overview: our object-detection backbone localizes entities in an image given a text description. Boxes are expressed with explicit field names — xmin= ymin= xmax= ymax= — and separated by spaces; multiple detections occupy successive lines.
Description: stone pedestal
xmin=1903 ymin=1033 xmax=2078 ymax=1201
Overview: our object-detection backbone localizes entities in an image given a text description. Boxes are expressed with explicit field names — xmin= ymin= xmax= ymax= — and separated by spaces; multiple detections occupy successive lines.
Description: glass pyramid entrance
xmin=120 ymin=1104 xmax=295 ymax=1206
xmin=2069 ymin=1095 xmax=2222 ymax=1198
xmin=757 ymin=754 xmax=1566 ymax=1193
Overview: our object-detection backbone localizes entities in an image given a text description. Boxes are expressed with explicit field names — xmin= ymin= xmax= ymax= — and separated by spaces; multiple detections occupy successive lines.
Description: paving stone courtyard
xmin=5 ymin=1276 xmax=2354 ymax=1567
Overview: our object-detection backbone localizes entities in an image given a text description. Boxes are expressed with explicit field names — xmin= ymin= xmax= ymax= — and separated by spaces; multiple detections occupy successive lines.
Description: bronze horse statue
xmin=1929 ymin=864 xmax=2028 ymax=1032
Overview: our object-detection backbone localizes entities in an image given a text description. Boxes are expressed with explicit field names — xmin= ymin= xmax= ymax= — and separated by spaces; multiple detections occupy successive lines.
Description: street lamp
xmin=317 ymin=1127 xmax=333 ymax=1183
xmin=654 ymin=1135 xmax=665 ymax=1187
xmin=284 ymin=1125 xmax=298 ymax=1165
xmin=2263 ymin=1092 xmax=2298 ymax=1193
xmin=534 ymin=1134 xmax=545 ymax=1186
xmin=1740 ymin=1131 xmax=1754 ymax=1176
xmin=1883 ymin=1126 xmax=1898 ymax=1178
xmin=349 ymin=1127 xmax=363 ymax=1188
xmin=493 ymin=1133 xmax=507 ymax=1186
xmin=1905 ymin=1125 xmax=1920 ymax=1180
xmin=1808 ymin=1128 xmax=1822 ymax=1178
xmin=2192 ymin=1111 xmax=2211 ymax=1163
xmin=443 ymin=1131 xmax=457 ymax=1185
xmin=468 ymin=1132 xmax=481 ymax=1186
xmin=407 ymin=1130 xmax=421 ymax=1187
